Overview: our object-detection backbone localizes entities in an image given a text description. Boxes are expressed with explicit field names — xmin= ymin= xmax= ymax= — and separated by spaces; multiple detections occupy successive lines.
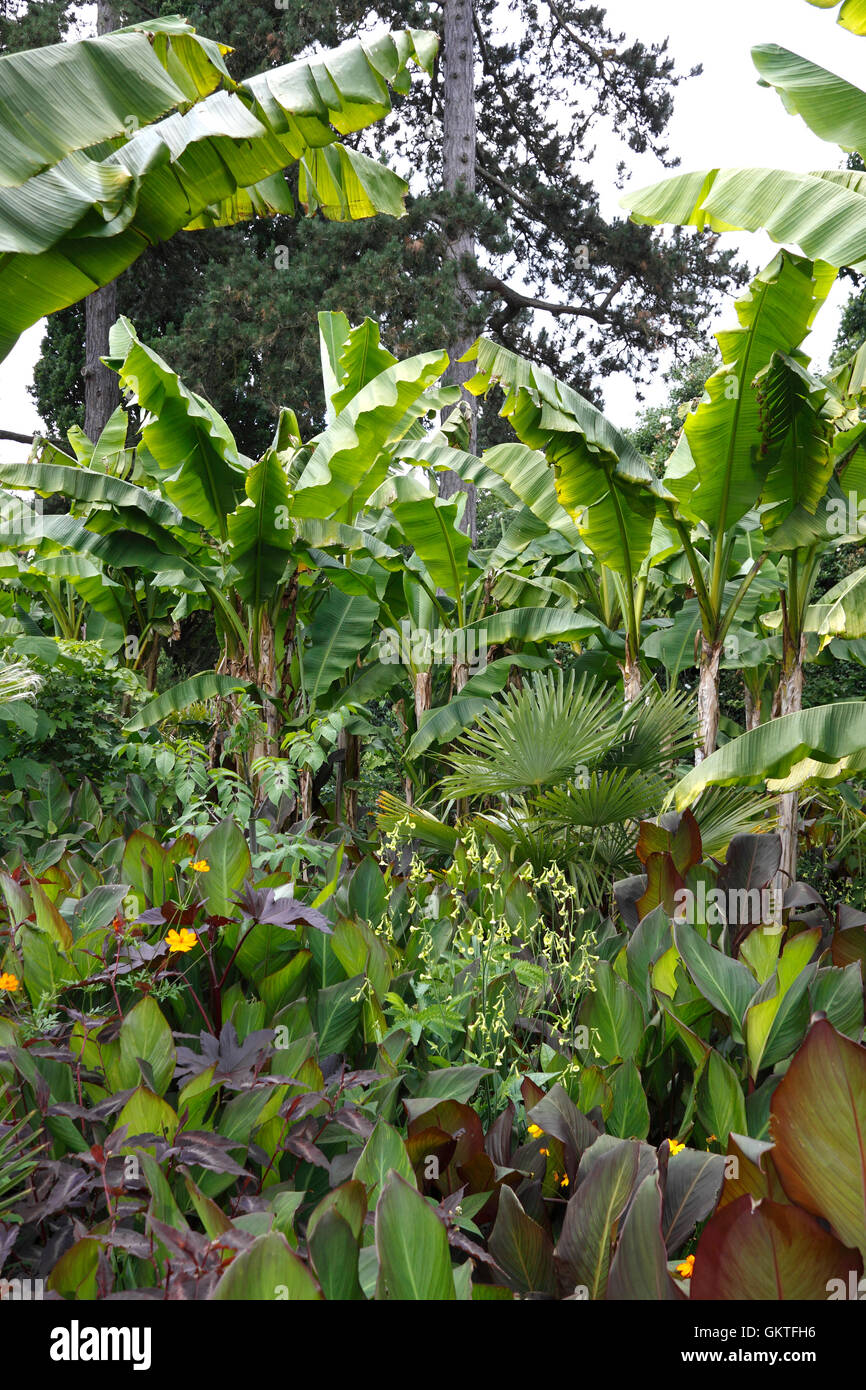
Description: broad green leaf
xmin=624 ymin=165 xmax=866 ymax=274
xmin=675 ymin=700 xmax=866 ymax=805
xmin=197 ymin=817 xmax=251 ymax=919
xmin=353 ymin=1118 xmax=416 ymax=1204
xmin=375 ymin=1172 xmax=456 ymax=1300
xmin=212 ymin=1231 xmax=322 ymax=1300
xmin=114 ymin=1086 xmax=178 ymax=1149
xmin=227 ymin=451 xmax=294 ymax=607
xmin=125 ymin=672 xmax=252 ymax=732
xmin=579 ymin=960 xmax=644 ymax=1065
xmin=607 ymin=1060 xmax=650 ymax=1140
xmin=0 ymin=29 xmax=436 ymax=361
xmin=302 ymin=588 xmax=379 ymax=699
xmin=696 ymin=1051 xmax=748 ymax=1145
xmin=391 ymin=491 xmax=471 ymax=596
xmin=309 ymin=1208 xmax=364 ymax=1300
xmin=675 ymin=922 xmax=758 ymax=1042
xmin=117 ymin=996 xmax=176 ymax=1097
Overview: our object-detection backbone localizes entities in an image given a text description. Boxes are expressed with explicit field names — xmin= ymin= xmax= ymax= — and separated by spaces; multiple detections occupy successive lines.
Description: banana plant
xmin=622 ymin=28 xmax=866 ymax=274
xmin=455 ymin=338 xmax=677 ymax=701
xmin=634 ymin=254 xmax=836 ymax=767
xmin=0 ymin=17 xmax=437 ymax=360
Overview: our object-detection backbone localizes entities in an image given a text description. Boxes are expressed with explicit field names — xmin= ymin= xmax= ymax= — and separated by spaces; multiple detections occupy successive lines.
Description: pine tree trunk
xmin=774 ymin=634 xmax=805 ymax=896
xmin=83 ymin=1 xmax=120 ymax=443
xmin=439 ymin=0 xmax=477 ymax=542
xmin=696 ymin=638 xmax=722 ymax=763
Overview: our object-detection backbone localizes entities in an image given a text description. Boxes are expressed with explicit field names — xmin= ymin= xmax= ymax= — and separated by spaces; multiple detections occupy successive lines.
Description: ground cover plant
xmin=1 ymin=0 xmax=866 ymax=1310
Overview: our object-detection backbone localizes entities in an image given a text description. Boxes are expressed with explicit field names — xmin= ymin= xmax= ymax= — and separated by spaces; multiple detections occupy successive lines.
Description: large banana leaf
xmin=0 ymin=16 xmax=229 ymax=187
xmin=756 ymin=354 xmax=838 ymax=538
xmin=0 ymin=455 xmax=181 ymax=529
xmin=390 ymin=488 xmax=471 ymax=597
xmin=466 ymin=337 xmax=664 ymax=577
xmin=302 ymin=589 xmax=380 ymax=700
xmin=0 ymin=25 xmax=436 ymax=360
xmin=626 ymin=166 xmax=866 ymax=272
xmin=474 ymin=441 xmax=584 ymax=545
xmin=107 ymin=318 xmax=244 ymax=540
xmin=226 ymin=452 xmax=294 ymax=609
xmin=459 ymin=606 xmax=600 ymax=646
xmin=318 ymin=313 xmax=397 ymax=422
xmin=674 ymin=701 xmax=866 ymax=806
xmin=671 ymin=253 xmax=834 ymax=531
xmin=750 ymin=45 xmax=866 ymax=156
xmin=291 ymin=352 xmax=449 ymax=521
xmin=799 ymin=565 xmax=866 ymax=644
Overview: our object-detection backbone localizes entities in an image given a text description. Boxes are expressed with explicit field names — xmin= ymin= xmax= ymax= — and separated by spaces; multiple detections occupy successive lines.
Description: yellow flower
xmin=190 ymin=859 xmax=210 ymax=873
xmin=165 ymin=927 xmax=197 ymax=954
xmin=668 ymin=1138 xmax=686 ymax=1156
xmin=527 ymin=1123 xmax=544 ymax=1140
xmin=559 ymin=1173 xmax=569 ymax=1188
xmin=676 ymin=1254 xmax=695 ymax=1279
xmin=0 ymin=972 xmax=19 ymax=992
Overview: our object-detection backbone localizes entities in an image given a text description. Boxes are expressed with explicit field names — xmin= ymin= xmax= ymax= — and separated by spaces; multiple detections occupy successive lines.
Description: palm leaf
xmin=440 ymin=670 xmax=620 ymax=798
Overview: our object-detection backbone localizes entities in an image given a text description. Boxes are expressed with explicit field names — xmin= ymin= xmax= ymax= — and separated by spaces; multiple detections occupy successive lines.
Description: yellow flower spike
xmin=190 ymin=859 xmax=210 ymax=873
xmin=676 ymin=1254 xmax=696 ymax=1279
xmin=0 ymin=972 xmax=20 ymax=992
xmin=668 ymin=1138 xmax=686 ymax=1156
xmin=165 ymin=927 xmax=197 ymax=954
xmin=527 ymin=1123 xmax=544 ymax=1140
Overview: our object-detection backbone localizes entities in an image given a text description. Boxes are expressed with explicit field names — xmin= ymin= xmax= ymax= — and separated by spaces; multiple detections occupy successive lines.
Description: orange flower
xmin=0 ymin=972 xmax=19 ymax=992
xmin=676 ymin=1254 xmax=696 ymax=1279
xmin=165 ymin=927 xmax=197 ymax=954
xmin=190 ymin=859 xmax=210 ymax=873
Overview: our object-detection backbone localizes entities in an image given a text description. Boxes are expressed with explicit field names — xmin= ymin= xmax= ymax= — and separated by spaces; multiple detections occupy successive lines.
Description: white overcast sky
xmin=0 ymin=0 xmax=863 ymax=458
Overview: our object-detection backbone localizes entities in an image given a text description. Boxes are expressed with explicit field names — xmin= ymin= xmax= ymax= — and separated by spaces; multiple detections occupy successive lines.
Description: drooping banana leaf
xmin=667 ymin=253 xmax=835 ymax=532
xmin=0 ymin=24 xmax=436 ymax=360
xmin=674 ymin=700 xmax=866 ymax=806
xmin=465 ymin=336 xmax=666 ymax=578
xmin=301 ymin=589 xmax=380 ymax=701
xmin=125 ymin=672 xmax=256 ymax=731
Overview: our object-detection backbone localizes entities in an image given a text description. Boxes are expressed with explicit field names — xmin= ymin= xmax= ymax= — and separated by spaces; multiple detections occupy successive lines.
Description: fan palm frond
xmin=605 ymin=683 xmax=697 ymax=773
xmin=439 ymin=670 xmax=620 ymax=799
xmin=534 ymin=767 xmax=662 ymax=830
